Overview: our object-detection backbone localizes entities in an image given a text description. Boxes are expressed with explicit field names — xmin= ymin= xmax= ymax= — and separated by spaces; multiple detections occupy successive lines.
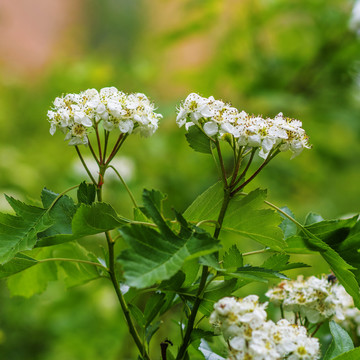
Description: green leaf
xmin=226 ymin=266 xmax=288 ymax=281
xmin=332 ymin=347 xmax=360 ymax=360
xmin=184 ymin=182 xmax=286 ymax=251
xmin=118 ymin=190 xmax=220 ymax=288
xmin=185 ymin=125 xmax=213 ymax=154
xmin=223 ymin=245 xmax=243 ymax=269
xmin=323 ymin=321 xmax=354 ymax=360
xmin=129 ymin=304 xmax=145 ymax=327
xmin=0 ymin=253 xmax=38 ymax=278
xmin=37 ymin=202 xmax=125 ymax=247
xmin=144 ymin=293 xmax=166 ymax=326
xmin=5 ymin=243 xmax=102 ymax=297
xmin=77 ymin=182 xmax=96 ymax=205
xmin=279 ymin=207 xmax=298 ymax=239
xmin=0 ymin=196 xmax=53 ymax=264
xmin=261 ymin=253 xmax=309 ymax=271
xmin=304 ymin=212 xmax=324 ymax=225
xmin=39 ymin=188 xmax=77 ymax=238
xmin=6 ymin=247 xmax=58 ymax=297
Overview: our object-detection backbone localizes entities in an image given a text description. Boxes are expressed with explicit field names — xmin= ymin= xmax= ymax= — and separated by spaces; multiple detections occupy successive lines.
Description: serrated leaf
xmin=227 ymin=266 xmax=288 ymax=281
xmin=184 ymin=182 xmax=286 ymax=251
xmin=185 ymin=125 xmax=213 ymax=154
xmin=0 ymin=196 xmax=53 ymax=264
xmin=261 ymin=253 xmax=310 ymax=271
xmin=117 ymin=189 xmax=220 ymax=288
xmin=77 ymin=181 xmax=96 ymax=205
xmin=323 ymin=321 xmax=354 ymax=360
xmin=223 ymin=245 xmax=243 ymax=269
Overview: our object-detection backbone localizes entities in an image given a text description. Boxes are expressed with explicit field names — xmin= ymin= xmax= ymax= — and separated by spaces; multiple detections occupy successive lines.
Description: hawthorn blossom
xmin=47 ymin=87 xmax=162 ymax=145
xmin=176 ymin=93 xmax=311 ymax=159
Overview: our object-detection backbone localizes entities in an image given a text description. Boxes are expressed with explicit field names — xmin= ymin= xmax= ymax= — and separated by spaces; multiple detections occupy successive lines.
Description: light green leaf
xmin=279 ymin=207 xmax=298 ymax=239
xmin=185 ymin=125 xmax=213 ymax=154
xmin=7 ymin=247 xmax=58 ymax=297
xmin=304 ymin=212 xmax=324 ymax=225
xmin=0 ymin=196 xmax=53 ymax=264
xmin=118 ymin=189 xmax=220 ymax=288
xmin=144 ymin=293 xmax=166 ymax=326
xmin=226 ymin=266 xmax=288 ymax=281
xmin=323 ymin=321 xmax=354 ymax=360
xmin=184 ymin=182 xmax=286 ymax=251
xmin=331 ymin=347 xmax=360 ymax=360
xmin=223 ymin=245 xmax=243 ymax=269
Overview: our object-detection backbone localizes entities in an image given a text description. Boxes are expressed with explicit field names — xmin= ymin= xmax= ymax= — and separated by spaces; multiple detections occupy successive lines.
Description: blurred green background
xmin=0 ymin=0 xmax=359 ymax=358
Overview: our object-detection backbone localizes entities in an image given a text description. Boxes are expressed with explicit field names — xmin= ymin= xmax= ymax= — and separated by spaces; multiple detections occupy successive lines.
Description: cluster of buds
xmin=210 ymin=295 xmax=320 ymax=360
xmin=47 ymin=87 xmax=162 ymax=145
xmin=176 ymin=93 xmax=311 ymax=159
xmin=266 ymin=275 xmax=347 ymax=323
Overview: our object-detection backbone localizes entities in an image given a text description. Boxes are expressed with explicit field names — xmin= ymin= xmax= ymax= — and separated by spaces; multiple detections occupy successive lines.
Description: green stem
xmin=103 ymin=130 xmax=110 ymax=161
xmin=242 ymin=248 xmax=270 ymax=257
xmin=39 ymin=257 xmax=108 ymax=271
xmin=231 ymin=148 xmax=256 ymax=189
xmin=95 ymin=124 xmax=103 ymax=164
xmin=109 ymin=165 xmax=138 ymax=208
xmin=75 ymin=145 xmax=97 ymax=185
xmin=97 ymin=183 xmax=149 ymax=360
xmin=176 ymin=189 xmax=232 ymax=360
xmin=215 ymin=140 xmax=228 ymax=187
xmin=105 ymin=133 xmax=128 ymax=166
xmin=231 ymin=149 xmax=279 ymax=196
xmin=88 ymin=138 xmax=100 ymax=166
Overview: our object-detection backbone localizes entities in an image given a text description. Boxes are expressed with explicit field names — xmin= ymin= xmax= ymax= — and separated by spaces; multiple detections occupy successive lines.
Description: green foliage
xmin=323 ymin=321 xmax=354 ymax=360
xmin=185 ymin=125 xmax=213 ymax=154
xmin=118 ymin=189 xmax=220 ymax=288
xmin=184 ymin=181 xmax=286 ymax=251
xmin=77 ymin=182 xmax=96 ymax=205
xmin=0 ymin=196 xmax=53 ymax=264
xmin=331 ymin=347 xmax=360 ymax=360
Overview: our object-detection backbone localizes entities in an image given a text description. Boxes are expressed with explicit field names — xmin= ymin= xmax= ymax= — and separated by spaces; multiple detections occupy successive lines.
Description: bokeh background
xmin=0 ymin=0 xmax=359 ymax=359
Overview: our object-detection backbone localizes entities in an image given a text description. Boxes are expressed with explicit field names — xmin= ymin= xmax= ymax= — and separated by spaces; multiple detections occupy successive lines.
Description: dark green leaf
xmin=185 ymin=125 xmax=213 ymax=154
xmin=118 ymin=190 xmax=220 ymax=288
xmin=145 ymin=321 xmax=161 ymax=344
xmin=227 ymin=266 xmax=288 ymax=281
xmin=129 ymin=304 xmax=145 ymax=327
xmin=39 ymin=188 xmax=76 ymax=238
xmin=323 ymin=321 xmax=354 ymax=360
xmin=144 ymin=293 xmax=166 ymax=326
xmin=0 ymin=196 xmax=53 ymax=264
xmin=77 ymin=181 xmax=96 ymax=205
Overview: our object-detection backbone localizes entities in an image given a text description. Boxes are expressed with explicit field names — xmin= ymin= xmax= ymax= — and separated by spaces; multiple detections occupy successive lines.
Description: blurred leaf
xmin=226 ymin=265 xmax=288 ymax=281
xmin=144 ymin=293 xmax=166 ymax=327
xmin=145 ymin=321 xmax=161 ymax=345
xmin=184 ymin=182 xmax=286 ymax=250
xmin=323 ymin=321 xmax=354 ymax=360
xmin=129 ymin=303 xmax=145 ymax=328
xmin=0 ymin=196 xmax=53 ymax=264
xmin=185 ymin=125 xmax=213 ymax=154
xmin=118 ymin=189 xmax=220 ymax=288
xmin=77 ymin=182 xmax=96 ymax=205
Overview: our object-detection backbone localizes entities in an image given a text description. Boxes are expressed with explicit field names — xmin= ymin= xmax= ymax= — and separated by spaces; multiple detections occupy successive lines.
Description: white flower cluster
xmin=210 ymin=295 xmax=320 ymax=360
xmin=332 ymin=284 xmax=360 ymax=337
xmin=47 ymin=87 xmax=162 ymax=145
xmin=266 ymin=275 xmax=345 ymax=323
xmin=176 ymin=93 xmax=311 ymax=159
